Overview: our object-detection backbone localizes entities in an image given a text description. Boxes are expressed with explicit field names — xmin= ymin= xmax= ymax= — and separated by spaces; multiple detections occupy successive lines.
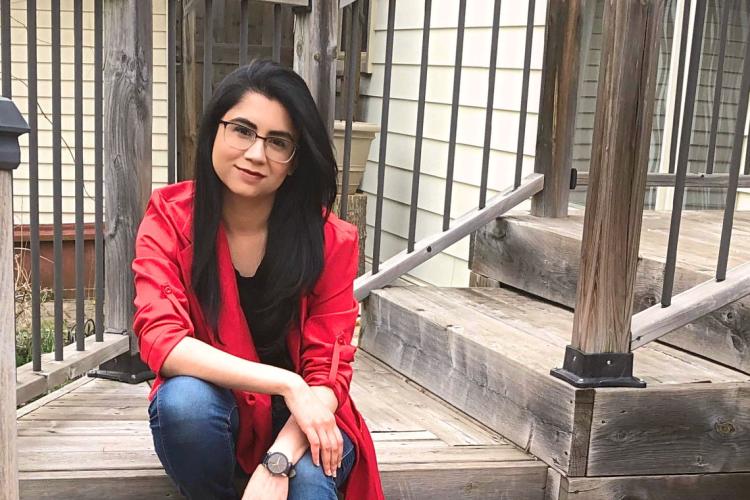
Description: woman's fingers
xmin=334 ymin=426 xmax=344 ymax=470
xmin=305 ymin=427 xmax=321 ymax=467
xmin=326 ymin=426 xmax=343 ymax=476
xmin=318 ymin=427 xmax=334 ymax=476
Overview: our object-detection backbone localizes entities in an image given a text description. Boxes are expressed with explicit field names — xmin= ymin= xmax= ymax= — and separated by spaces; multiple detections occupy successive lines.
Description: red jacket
xmin=132 ymin=181 xmax=384 ymax=499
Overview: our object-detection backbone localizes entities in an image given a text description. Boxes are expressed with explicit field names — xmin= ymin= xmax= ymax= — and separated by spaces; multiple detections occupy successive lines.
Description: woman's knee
xmin=154 ymin=375 xmax=238 ymax=434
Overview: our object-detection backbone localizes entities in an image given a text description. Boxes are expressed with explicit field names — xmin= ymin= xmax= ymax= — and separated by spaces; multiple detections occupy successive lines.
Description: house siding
xmin=6 ymin=0 xmax=170 ymax=226
xmin=359 ymin=0 xmax=546 ymax=286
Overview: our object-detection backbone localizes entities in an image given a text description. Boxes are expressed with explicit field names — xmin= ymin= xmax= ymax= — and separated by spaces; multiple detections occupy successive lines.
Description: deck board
xmin=17 ymin=352 xmax=547 ymax=499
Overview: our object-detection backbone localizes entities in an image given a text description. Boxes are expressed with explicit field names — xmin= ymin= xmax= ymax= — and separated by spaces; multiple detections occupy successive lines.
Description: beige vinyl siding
xmin=6 ymin=0 xmax=169 ymax=226
xmin=359 ymin=0 xmax=546 ymax=286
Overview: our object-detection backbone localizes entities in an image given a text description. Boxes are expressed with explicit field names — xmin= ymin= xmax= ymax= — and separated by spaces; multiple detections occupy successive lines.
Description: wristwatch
xmin=262 ymin=451 xmax=296 ymax=478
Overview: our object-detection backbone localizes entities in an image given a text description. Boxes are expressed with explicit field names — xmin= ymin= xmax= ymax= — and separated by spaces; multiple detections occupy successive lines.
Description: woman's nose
xmin=243 ymin=138 xmax=266 ymax=162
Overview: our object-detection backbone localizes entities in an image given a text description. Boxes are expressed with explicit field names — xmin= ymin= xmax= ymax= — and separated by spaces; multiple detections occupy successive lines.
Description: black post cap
xmin=0 ymin=97 xmax=30 ymax=171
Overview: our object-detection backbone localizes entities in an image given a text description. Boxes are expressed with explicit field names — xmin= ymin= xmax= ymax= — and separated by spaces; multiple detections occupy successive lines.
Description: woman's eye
xmin=268 ymin=137 xmax=291 ymax=150
xmin=232 ymin=125 xmax=254 ymax=137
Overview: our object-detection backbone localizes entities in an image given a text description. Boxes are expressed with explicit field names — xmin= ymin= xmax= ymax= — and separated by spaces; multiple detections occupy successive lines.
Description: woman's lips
xmin=235 ymin=166 xmax=266 ymax=178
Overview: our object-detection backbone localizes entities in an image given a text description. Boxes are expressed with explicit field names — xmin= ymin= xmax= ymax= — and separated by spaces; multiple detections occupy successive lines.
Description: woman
xmin=132 ymin=60 xmax=384 ymax=500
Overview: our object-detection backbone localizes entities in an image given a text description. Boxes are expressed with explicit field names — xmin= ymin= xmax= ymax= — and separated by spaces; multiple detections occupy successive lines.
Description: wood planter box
xmin=14 ymin=223 xmax=97 ymax=299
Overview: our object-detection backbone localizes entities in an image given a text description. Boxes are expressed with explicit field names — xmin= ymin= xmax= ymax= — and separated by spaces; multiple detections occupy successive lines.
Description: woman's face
xmin=212 ymin=91 xmax=297 ymax=201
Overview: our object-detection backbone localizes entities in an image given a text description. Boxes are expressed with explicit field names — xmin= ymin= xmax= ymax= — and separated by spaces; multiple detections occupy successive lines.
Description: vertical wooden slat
xmin=531 ymin=0 xmax=585 ymax=218
xmin=273 ymin=3 xmax=282 ymax=64
xmin=203 ymin=0 xmax=213 ymax=111
xmin=103 ymin=0 xmax=153 ymax=346
xmin=293 ymin=0 xmax=338 ymax=132
xmin=239 ymin=0 xmax=249 ymax=66
xmin=570 ymin=0 xmax=665 ymax=354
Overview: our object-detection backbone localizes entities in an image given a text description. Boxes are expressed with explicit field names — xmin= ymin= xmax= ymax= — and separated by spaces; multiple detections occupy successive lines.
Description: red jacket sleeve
xmin=131 ymin=191 xmax=194 ymax=376
xmin=300 ymin=220 xmax=359 ymax=409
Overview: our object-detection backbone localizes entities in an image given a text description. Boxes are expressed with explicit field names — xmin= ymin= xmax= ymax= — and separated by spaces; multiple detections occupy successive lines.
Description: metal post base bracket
xmin=550 ymin=345 xmax=646 ymax=388
xmin=87 ymin=369 xmax=155 ymax=384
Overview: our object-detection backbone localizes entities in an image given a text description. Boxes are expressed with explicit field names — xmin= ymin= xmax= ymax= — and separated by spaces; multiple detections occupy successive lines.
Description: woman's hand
xmin=242 ymin=465 xmax=288 ymax=500
xmin=283 ymin=377 xmax=343 ymax=477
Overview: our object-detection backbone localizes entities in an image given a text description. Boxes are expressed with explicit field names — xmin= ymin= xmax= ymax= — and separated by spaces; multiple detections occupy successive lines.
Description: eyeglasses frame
xmin=219 ymin=120 xmax=297 ymax=164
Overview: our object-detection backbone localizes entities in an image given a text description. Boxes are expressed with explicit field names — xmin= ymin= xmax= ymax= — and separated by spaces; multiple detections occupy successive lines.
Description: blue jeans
xmin=148 ymin=375 xmax=355 ymax=500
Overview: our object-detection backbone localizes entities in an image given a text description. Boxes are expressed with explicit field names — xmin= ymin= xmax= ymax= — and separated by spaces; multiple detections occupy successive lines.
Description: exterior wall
xmin=359 ymin=0 xmax=546 ymax=286
xmin=7 ymin=0 xmax=169 ymax=226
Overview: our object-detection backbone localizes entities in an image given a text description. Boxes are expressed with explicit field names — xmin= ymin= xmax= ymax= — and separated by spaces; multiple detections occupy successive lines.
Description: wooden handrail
xmin=354 ymin=173 xmax=544 ymax=301
xmin=575 ymin=172 xmax=750 ymax=189
xmin=631 ymin=261 xmax=750 ymax=349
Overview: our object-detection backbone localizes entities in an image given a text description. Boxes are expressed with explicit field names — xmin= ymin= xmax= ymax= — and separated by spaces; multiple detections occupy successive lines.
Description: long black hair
xmin=192 ymin=60 xmax=338 ymax=341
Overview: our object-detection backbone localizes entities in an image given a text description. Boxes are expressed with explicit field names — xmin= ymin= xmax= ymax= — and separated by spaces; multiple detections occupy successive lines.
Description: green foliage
xmin=14 ymin=322 xmax=75 ymax=366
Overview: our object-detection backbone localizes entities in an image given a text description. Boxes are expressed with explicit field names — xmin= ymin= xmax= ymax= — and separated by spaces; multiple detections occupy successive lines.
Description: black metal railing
xmin=1 ymin=0 xmax=106 ymax=374
xmin=661 ymin=0 xmax=750 ymax=304
xmin=354 ymin=0 xmax=544 ymax=297
xmin=617 ymin=0 xmax=750 ymax=348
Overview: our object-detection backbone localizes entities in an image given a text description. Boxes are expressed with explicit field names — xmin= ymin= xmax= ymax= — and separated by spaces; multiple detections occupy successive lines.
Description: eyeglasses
xmin=219 ymin=120 xmax=297 ymax=164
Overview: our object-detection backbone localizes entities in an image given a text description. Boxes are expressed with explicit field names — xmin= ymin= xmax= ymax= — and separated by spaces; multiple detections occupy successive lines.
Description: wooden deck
xmin=471 ymin=210 xmax=750 ymax=373
xmin=16 ymin=352 xmax=547 ymax=500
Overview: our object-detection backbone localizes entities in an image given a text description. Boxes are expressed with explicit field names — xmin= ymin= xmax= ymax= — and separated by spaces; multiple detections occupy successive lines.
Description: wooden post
xmin=293 ymin=0 xmax=338 ymax=133
xmin=551 ymin=0 xmax=664 ymax=388
xmin=1 ymin=170 xmax=18 ymax=500
xmin=0 ymin=99 xmax=29 ymax=500
xmin=531 ymin=0 xmax=585 ymax=218
xmin=103 ymin=0 xmax=152 ymax=349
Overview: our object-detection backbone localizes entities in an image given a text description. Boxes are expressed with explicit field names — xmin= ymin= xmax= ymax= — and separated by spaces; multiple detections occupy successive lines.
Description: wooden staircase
xmin=361 ymin=285 xmax=750 ymax=499
xmin=356 ymin=208 xmax=750 ymax=499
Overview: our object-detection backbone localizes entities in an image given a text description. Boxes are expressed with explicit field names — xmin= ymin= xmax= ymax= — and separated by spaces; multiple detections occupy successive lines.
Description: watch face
xmin=266 ymin=452 xmax=289 ymax=475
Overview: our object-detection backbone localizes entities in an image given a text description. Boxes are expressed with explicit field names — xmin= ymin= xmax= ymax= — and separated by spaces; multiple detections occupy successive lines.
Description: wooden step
xmin=470 ymin=210 xmax=750 ymax=373
xmin=17 ymin=355 xmax=547 ymax=499
xmin=361 ymin=286 xmax=750 ymax=498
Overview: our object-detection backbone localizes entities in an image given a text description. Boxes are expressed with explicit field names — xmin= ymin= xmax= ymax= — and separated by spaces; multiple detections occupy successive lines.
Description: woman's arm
xmin=160 ymin=336 xmax=303 ymax=397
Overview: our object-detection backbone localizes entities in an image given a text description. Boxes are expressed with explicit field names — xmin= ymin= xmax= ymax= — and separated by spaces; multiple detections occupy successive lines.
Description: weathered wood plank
xmin=587 ymin=382 xmax=750 ymax=475
xmin=354 ymin=356 xmax=505 ymax=446
xmin=361 ymin=287 xmax=593 ymax=476
xmin=544 ymin=467 xmax=563 ymax=500
xmin=472 ymin=213 xmax=750 ymax=373
xmin=19 ymin=469 xmax=177 ymax=500
xmin=562 ymin=472 xmax=750 ymax=500
xmin=16 ymin=334 xmax=130 ymax=406
xmin=16 ymin=376 xmax=94 ymax=419
xmin=379 ymin=461 xmax=547 ymax=500
xmin=17 ymin=420 xmax=148 ymax=437
xmin=447 ymin=287 xmax=744 ymax=385
xmin=532 ymin=0 xmax=584 ymax=218
xmin=19 ymin=462 xmax=548 ymax=500
xmin=631 ymin=261 xmax=750 ymax=348
xmin=19 ymin=450 xmax=162 ymax=472
xmin=293 ymin=0 xmax=338 ymax=132
xmin=19 ymin=406 xmax=148 ymax=421
xmin=103 ymin=0 xmax=153 ymax=344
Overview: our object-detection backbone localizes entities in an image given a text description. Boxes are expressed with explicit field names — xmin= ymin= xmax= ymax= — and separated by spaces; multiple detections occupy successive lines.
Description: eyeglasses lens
xmin=224 ymin=123 xmax=295 ymax=163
